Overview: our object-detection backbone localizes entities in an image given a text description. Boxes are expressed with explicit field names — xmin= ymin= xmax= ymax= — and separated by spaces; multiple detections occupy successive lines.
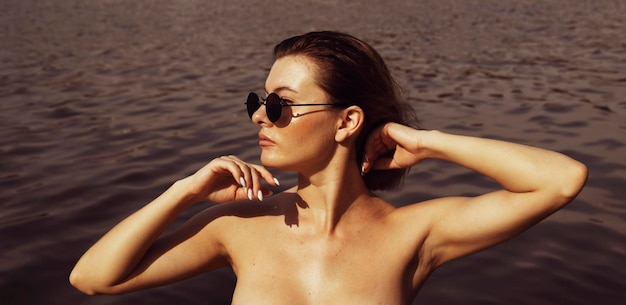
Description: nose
xmin=252 ymin=102 xmax=270 ymax=125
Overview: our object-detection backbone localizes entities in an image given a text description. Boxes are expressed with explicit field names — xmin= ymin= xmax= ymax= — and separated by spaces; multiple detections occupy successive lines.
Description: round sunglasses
xmin=246 ymin=92 xmax=345 ymax=122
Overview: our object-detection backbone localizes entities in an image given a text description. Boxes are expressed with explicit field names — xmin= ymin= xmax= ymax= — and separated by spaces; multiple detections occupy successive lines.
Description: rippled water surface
xmin=1 ymin=0 xmax=625 ymax=304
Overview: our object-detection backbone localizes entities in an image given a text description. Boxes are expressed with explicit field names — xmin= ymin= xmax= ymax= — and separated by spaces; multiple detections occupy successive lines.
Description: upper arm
xmin=103 ymin=208 xmax=230 ymax=294
xmin=422 ymin=188 xmax=576 ymax=268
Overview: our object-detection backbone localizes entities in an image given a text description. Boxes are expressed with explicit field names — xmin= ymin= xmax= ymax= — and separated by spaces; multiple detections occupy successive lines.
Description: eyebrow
xmin=264 ymin=86 xmax=299 ymax=95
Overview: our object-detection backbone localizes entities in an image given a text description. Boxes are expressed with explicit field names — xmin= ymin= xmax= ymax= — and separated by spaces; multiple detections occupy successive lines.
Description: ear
xmin=335 ymin=106 xmax=364 ymax=143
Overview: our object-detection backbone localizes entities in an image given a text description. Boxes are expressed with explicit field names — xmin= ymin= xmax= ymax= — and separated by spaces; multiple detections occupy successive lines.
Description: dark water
xmin=1 ymin=0 xmax=625 ymax=304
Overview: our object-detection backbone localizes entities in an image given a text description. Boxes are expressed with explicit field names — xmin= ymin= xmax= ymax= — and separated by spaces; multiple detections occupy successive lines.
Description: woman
xmin=70 ymin=31 xmax=587 ymax=304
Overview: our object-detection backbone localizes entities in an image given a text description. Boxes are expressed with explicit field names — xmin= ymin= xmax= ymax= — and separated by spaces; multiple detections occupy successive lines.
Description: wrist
xmin=419 ymin=129 xmax=446 ymax=160
xmin=168 ymin=178 xmax=200 ymax=209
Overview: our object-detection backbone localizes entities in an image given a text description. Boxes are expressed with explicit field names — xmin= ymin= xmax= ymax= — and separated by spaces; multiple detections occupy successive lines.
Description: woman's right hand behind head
xmin=361 ymin=123 xmax=427 ymax=175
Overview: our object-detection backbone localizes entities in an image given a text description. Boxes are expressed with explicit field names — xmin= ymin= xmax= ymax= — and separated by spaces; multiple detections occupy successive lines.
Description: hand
xmin=182 ymin=155 xmax=279 ymax=204
xmin=361 ymin=123 xmax=426 ymax=174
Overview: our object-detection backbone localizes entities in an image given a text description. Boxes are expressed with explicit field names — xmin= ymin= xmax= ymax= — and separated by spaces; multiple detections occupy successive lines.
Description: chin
xmin=260 ymin=154 xmax=291 ymax=170
xmin=261 ymin=153 xmax=308 ymax=172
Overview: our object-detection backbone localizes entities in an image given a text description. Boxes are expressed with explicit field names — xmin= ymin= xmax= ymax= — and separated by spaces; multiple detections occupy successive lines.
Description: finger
xmin=191 ymin=158 xmax=246 ymax=202
xmin=220 ymin=155 xmax=251 ymax=189
xmin=218 ymin=156 xmax=279 ymax=201
xmin=362 ymin=134 xmax=390 ymax=174
xmin=371 ymin=157 xmax=402 ymax=170
xmin=249 ymin=165 xmax=280 ymax=202
xmin=250 ymin=164 xmax=280 ymax=186
xmin=224 ymin=155 xmax=253 ymax=188
xmin=234 ymin=184 xmax=253 ymax=202
xmin=239 ymin=164 xmax=254 ymax=201
xmin=248 ymin=166 xmax=263 ymax=201
xmin=362 ymin=155 xmax=375 ymax=175
xmin=221 ymin=156 xmax=276 ymax=201
xmin=212 ymin=157 xmax=253 ymax=201
xmin=252 ymin=177 xmax=275 ymax=202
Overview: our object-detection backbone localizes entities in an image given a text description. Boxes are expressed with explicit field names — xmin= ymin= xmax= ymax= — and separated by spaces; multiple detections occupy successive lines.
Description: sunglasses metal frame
xmin=245 ymin=92 xmax=345 ymax=122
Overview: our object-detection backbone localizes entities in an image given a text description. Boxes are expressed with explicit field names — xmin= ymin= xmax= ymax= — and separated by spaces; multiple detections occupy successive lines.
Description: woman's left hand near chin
xmin=181 ymin=155 xmax=279 ymax=204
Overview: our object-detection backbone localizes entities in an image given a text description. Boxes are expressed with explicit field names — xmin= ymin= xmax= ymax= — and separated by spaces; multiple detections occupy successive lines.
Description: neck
xmin=295 ymin=161 xmax=373 ymax=235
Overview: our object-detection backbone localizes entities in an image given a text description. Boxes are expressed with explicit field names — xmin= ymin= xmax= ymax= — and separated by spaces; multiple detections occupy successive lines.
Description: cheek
xmin=290 ymin=116 xmax=336 ymax=146
xmin=262 ymin=117 xmax=336 ymax=166
xmin=281 ymin=115 xmax=334 ymax=153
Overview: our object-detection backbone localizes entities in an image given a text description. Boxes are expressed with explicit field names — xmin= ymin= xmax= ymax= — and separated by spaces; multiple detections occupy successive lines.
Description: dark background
xmin=1 ymin=0 xmax=625 ymax=304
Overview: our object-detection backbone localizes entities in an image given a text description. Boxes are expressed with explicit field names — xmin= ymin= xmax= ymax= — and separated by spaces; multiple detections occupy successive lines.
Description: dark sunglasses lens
xmin=266 ymin=93 xmax=282 ymax=122
xmin=246 ymin=92 xmax=260 ymax=118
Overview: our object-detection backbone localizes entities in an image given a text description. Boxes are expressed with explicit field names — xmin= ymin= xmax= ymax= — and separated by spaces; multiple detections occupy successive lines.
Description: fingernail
xmin=247 ymin=188 xmax=253 ymax=200
xmin=273 ymin=177 xmax=280 ymax=186
xmin=257 ymin=190 xmax=263 ymax=202
xmin=239 ymin=177 xmax=246 ymax=187
xmin=361 ymin=165 xmax=365 ymax=176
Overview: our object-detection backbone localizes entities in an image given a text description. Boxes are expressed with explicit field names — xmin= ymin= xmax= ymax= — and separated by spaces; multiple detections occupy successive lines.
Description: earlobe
xmin=335 ymin=106 xmax=364 ymax=143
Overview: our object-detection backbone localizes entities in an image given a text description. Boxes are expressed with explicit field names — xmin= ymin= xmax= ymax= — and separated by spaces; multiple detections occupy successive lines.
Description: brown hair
xmin=273 ymin=31 xmax=420 ymax=190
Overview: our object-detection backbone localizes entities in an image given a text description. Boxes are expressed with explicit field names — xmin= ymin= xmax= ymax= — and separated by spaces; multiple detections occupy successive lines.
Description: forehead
xmin=265 ymin=55 xmax=321 ymax=94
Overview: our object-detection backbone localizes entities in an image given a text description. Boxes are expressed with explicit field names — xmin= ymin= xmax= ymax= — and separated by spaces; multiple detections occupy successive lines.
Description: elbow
xmin=69 ymin=267 xmax=132 ymax=296
xmin=559 ymin=160 xmax=588 ymax=203
xmin=69 ymin=268 xmax=108 ymax=296
xmin=69 ymin=270 xmax=96 ymax=295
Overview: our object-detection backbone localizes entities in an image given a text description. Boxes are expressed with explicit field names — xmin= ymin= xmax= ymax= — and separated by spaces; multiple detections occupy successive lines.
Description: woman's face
xmin=252 ymin=55 xmax=340 ymax=172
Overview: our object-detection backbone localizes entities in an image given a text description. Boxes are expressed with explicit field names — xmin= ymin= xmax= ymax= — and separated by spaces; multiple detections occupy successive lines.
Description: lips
xmin=258 ymin=133 xmax=275 ymax=147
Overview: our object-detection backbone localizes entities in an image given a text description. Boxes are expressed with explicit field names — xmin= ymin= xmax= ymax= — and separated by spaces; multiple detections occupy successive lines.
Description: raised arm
xmin=362 ymin=123 xmax=587 ymax=267
xmin=69 ymin=156 xmax=277 ymax=295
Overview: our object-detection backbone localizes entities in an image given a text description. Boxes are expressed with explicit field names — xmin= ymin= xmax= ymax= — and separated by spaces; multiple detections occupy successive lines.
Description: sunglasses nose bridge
xmin=248 ymin=99 xmax=277 ymax=125
xmin=247 ymin=92 xmax=281 ymax=123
